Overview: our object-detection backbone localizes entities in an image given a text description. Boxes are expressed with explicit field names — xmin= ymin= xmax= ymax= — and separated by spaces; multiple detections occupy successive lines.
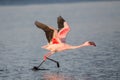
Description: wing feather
xmin=57 ymin=16 xmax=70 ymax=42
xmin=35 ymin=21 xmax=54 ymax=43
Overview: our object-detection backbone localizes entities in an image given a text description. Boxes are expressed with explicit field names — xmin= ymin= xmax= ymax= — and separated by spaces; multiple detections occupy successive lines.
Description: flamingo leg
xmin=32 ymin=58 xmax=60 ymax=70
xmin=44 ymin=52 xmax=60 ymax=68
xmin=32 ymin=52 xmax=59 ymax=70
xmin=47 ymin=57 xmax=60 ymax=68
xmin=32 ymin=60 xmax=45 ymax=70
xmin=32 ymin=52 xmax=51 ymax=70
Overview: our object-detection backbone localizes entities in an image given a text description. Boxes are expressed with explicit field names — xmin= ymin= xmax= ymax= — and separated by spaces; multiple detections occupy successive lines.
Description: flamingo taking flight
xmin=32 ymin=16 xmax=96 ymax=70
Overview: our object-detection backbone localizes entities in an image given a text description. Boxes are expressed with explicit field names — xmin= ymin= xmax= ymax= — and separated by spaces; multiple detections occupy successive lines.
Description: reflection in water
xmin=0 ymin=1 xmax=120 ymax=80
xmin=42 ymin=71 xmax=98 ymax=80
xmin=43 ymin=71 xmax=76 ymax=80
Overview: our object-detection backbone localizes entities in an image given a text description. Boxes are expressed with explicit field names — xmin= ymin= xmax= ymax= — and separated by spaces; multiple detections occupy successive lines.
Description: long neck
xmin=69 ymin=44 xmax=86 ymax=50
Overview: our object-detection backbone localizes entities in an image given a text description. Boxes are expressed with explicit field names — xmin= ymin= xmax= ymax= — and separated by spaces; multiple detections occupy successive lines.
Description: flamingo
xmin=32 ymin=16 xmax=96 ymax=70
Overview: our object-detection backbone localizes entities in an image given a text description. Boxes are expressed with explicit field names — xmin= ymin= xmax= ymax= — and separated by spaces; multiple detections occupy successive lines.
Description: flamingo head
xmin=83 ymin=41 xmax=96 ymax=47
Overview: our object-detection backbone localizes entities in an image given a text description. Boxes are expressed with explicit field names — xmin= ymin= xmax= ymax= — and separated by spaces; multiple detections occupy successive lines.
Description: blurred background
xmin=0 ymin=0 xmax=120 ymax=80
xmin=0 ymin=0 xmax=118 ymax=5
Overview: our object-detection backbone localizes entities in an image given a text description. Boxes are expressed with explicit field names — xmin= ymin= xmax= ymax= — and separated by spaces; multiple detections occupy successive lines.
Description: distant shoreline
xmin=0 ymin=0 xmax=119 ymax=6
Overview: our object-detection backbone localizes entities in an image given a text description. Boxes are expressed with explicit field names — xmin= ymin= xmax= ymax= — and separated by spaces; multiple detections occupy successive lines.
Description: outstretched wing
xmin=35 ymin=21 xmax=54 ymax=43
xmin=57 ymin=16 xmax=70 ymax=42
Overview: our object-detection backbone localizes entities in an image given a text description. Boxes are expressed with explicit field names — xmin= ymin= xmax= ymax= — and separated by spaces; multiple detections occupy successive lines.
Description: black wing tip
xmin=58 ymin=16 xmax=63 ymax=18
xmin=34 ymin=21 xmax=39 ymax=26
xmin=34 ymin=20 xmax=43 ymax=29
xmin=57 ymin=16 xmax=65 ymax=24
xmin=57 ymin=16 xmax=65 ymax=22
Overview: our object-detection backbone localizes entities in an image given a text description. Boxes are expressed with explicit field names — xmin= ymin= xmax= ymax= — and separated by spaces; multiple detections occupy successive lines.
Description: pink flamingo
xmin=32 ymin=16 xmax=96 ymax=70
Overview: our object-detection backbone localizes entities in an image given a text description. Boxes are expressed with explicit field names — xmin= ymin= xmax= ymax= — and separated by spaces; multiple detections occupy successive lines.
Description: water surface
xmin=0 ymin=1 xmax=120 ymax=80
